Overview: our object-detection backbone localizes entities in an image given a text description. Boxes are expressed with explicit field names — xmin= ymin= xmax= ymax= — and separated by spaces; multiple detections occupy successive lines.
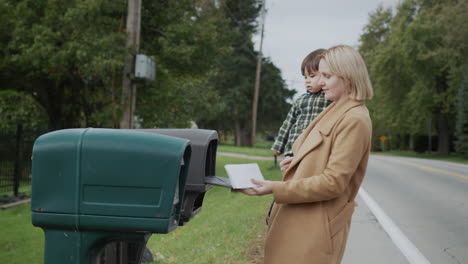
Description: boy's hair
xmin=320 ymin=45 xmax=374 ymax=101
xmin=301 ymin=49 xmax=326 ymax=76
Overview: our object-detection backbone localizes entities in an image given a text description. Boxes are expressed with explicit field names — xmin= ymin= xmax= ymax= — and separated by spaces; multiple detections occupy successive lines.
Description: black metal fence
xmin=0 ymin=124 xmax=47 ymax=197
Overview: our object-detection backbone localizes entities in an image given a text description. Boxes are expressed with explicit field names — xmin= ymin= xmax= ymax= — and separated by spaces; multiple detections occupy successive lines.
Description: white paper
xmin=224 ymin=163 xmax=265 ymax=189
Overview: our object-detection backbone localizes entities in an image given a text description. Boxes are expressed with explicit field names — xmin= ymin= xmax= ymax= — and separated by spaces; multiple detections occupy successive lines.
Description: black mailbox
xmin=137 ymin=129 xmax=217 ymax=225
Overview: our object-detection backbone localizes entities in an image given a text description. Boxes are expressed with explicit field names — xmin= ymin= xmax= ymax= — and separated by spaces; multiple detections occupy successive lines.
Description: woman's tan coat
xmin=265 ymin=97 xmax=372 ymax=264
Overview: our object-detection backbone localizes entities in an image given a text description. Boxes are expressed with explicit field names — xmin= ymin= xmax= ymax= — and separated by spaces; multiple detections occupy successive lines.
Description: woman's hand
xmin=280 ymin=156 xmax=293 ymax=173
xmin=240 ymin=179 xmax=274 ymax=196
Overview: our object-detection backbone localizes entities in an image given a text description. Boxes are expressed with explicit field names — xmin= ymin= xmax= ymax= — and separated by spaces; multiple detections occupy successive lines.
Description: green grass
xmin=219 ymin=137 xmax=274 ymax=150
xmin=373 ymin=151 xmax=468 ymax=164
xmin=218 ymin=145 xmax=275 ymax=157
xmin=147 ymin=156 xmax=281 ymax=263
xmin=0 ymin=203 xmax=44 ymax=264
xmin=0 ymin=154 xmax=281 ymax=264
xmin=0 ymin=183 xmax=31 ymax=197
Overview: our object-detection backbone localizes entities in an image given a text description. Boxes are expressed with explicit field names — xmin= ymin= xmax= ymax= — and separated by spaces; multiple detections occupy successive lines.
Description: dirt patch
xmin=246 ymin=233 xmax=265 ymax=264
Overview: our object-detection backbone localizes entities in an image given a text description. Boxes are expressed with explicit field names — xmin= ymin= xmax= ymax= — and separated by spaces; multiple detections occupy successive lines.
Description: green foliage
xmin=135 ymin=0 xmax=233 ymax=128
xmin=0 ymin=0 xmax=291 ymax=134
xmin=198 ymin=0 xmax=295 ymax=145
xmin=2 ymin=0 xmax=127 ymax=129
xmin=8 ymin=0 xmax=127 ymax=81
xmin=199 ymin=0 xmax=264 ymax=138
xmin=359 ymin=5 xmax=392 ymax=59
xmin=0 ymin=90 xmax=47 ymax=133
xmin=138 ymin=74 xmax=224 ymax=128
xmin=257 ymin=59 xmax=295 ymax=131
xmin=455 ymin=73 xmax=468 ymax=155
xmin=359 ymin=0 xmax=468 ymax=154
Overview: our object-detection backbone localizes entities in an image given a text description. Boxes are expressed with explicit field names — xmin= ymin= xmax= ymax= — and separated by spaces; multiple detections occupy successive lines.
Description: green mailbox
xmin=31 ymin=128 xmax=191 ymax=263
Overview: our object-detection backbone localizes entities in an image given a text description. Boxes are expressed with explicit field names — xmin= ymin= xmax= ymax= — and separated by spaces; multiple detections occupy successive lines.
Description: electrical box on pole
xmin=135 ymin=54 xmax=156 ymax=81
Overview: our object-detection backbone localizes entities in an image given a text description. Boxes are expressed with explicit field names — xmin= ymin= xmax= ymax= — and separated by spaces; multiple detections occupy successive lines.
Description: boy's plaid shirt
xmin=271 ymin=91 xmax=331 ymax=156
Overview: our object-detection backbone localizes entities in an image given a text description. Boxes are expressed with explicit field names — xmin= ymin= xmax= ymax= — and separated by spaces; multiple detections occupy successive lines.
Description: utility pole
xmin=120 ymin=0 xmax=142 ymax=129
xmin=250 ymin=0 xmax=266 ymax=147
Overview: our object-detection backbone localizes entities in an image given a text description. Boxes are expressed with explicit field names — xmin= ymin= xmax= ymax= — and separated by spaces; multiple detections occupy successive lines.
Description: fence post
xmin=13 ymin=123 xmax=23 ymax=197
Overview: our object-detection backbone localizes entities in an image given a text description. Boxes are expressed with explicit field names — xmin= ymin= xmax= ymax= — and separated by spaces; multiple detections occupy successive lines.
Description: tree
xmin=359 ymin=0 xmax=468 ymax=154
xmin=0 ymin=0 xmax=292 ymax=136
xmin=455 ymin=72 xmax=468 ymax=155
xmin=359 ymin=5 xmax=394 ymax=149
xmin=360 ymin=0 xmax=421 ymax=150
xmin=0 ymin=90 xmax=47 ymax=133
xmin=359 ymin=5 xmax=392 ymax=60
xmin=257 ymin=58 xmax=296 ymax=132
xmin=136 ymin=0 xmax=231 ymax=128
xmin=199 ymin=0 xmax=294 ymax=146
xmin=2 ymin=0 xmax=128 ymax=130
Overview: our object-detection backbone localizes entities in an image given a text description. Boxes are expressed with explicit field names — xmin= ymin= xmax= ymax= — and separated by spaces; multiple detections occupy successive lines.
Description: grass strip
xmin=147 ymin=156 xmax=281 ymax=263
xmin=0 ymin=203 xmax=44 ymax=264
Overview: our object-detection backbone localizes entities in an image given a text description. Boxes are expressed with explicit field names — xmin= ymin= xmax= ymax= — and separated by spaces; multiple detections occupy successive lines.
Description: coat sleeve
xmin=272 ymin=112 xmax=371 ymax=204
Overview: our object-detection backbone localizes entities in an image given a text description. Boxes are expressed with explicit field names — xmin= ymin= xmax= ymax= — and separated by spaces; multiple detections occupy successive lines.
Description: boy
xmin=271 ymin=49 xmax=332 ymax=157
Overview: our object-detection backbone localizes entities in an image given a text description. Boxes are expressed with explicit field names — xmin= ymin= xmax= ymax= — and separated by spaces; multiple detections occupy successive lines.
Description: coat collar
xmin=285 ymin=97 xmax=364 ymax=176
xmin=315 ymin=97 xmax=363 ymax=136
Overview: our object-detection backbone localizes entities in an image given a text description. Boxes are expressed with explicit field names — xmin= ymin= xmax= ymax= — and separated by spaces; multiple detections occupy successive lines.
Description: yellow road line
xmin=374 ymin=156 xmax=468 ymax=180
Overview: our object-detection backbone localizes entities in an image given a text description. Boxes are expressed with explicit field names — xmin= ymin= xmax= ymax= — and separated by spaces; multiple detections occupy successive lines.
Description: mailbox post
xmin=31 ymin=128 xmax=191 ymax=264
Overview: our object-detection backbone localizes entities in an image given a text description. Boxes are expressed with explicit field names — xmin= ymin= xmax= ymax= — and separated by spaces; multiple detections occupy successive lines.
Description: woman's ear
xmin=343 ymin=77 xmax=352 ymax=94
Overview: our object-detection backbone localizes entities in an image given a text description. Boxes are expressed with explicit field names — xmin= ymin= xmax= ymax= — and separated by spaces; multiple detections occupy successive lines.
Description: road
xmin=344 ymin=155 xmax=468 ymax=264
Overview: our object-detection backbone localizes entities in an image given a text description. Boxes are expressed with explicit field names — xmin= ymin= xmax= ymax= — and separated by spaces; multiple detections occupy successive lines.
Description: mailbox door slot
xmin=179 ymin=138 xmax=217 ymax=223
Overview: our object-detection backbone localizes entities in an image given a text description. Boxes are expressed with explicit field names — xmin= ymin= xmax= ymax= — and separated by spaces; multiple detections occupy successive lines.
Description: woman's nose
xmin=318 ymin=78 xmax=325 ymax=86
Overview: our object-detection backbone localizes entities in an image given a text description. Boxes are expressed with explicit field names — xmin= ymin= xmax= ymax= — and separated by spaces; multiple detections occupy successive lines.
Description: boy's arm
xmin=271 ymin=102 xmax=299 ymax=154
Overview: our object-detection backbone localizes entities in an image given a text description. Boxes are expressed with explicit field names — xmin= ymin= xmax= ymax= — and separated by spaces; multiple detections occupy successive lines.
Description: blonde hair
xmin=321 ymin=45 xmax=373 ymax=101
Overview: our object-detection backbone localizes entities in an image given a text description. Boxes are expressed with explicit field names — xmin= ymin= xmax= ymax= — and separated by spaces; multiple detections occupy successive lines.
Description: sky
xmin=253 ymin=0 xmax=401 ymax=97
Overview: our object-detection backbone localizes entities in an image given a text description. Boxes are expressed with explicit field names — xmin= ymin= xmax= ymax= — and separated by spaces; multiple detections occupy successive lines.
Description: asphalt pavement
xmin=361 ymin=156 xmax=468 ymax=264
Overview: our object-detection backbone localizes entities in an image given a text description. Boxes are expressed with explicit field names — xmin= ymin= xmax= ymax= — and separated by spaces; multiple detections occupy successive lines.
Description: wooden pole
xmin=250 ymin=0 xmax=266 ymax=146
xmin=120 ymin=0 xmax=142 ymax=129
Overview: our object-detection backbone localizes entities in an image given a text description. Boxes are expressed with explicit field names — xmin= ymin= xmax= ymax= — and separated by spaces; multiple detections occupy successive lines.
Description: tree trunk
xmin=234 ymin=120 xmax=251 ymax=146
xmin=409 ymin=134 xmax=414 ymax=151
xmin=437 ymin=112 xmax=450 ymax=155
xmin=435 ymin=73 xmax=451 ymax=155
xmin=399 ymin=134 xmax=408 ymax=150
xmin=235 ymin=122 xmax=241 ymax=146
xmin=45 ymin=84 xmax=64 ymax=131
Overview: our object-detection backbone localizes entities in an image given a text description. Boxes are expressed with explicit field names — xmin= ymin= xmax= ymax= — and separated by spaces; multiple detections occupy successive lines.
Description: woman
xmin=242 ymin=45 xmax=373 ymax=264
